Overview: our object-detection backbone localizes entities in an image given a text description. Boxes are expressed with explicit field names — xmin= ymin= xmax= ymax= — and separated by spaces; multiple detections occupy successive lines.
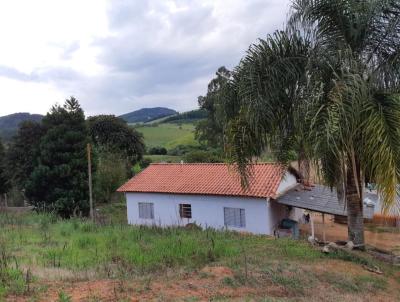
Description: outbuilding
xmin=117 ymin=163 xmax=302 ymax=235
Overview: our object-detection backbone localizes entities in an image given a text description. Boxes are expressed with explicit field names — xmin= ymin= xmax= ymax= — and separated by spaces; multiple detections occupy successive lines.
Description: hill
xmin=119 ymin=107 xmax=177 ymax=124
xmin=136 ymin=123 xmax=198 ymax=149
xmin=0 ymin=112 xmax=43 ymax=141
xmin=162 ymin=109 xmax=207 ymax=123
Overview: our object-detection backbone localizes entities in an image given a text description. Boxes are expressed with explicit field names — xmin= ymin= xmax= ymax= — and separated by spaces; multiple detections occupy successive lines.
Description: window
xmin=224 ymin=207 xmax=246 ymax=228
xmin=138 ymin=202 xmax=154 ymax=219
xmin=179 ymin=204 xmax=192 ymax=219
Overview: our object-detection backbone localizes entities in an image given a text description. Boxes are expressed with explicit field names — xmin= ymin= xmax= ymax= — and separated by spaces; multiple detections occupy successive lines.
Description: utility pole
xmin=87 ymin=143 xmax=94 ymax=221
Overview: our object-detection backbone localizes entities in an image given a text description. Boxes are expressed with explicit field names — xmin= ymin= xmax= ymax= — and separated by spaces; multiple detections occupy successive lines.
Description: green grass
xmin=0 ymin=212 xmax=396 ymax=300
xmin=144 ymin=155 xmax=182 ymax=163
xmin=135 ymin=123 xmax=198 ymax=149
xmin=320 ymin=272 xmax=388 ymax=293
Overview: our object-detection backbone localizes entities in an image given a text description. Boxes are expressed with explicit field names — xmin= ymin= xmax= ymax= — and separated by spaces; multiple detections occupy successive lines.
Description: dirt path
xmin=299 ymin=214 xmax=400 ymax=254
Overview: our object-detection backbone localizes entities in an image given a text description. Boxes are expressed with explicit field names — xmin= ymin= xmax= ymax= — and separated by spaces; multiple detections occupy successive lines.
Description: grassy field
xmin=135 ymin=123 xmax=198 ymax=149
xmin=1 ymin=209 xmax=399 ymax=301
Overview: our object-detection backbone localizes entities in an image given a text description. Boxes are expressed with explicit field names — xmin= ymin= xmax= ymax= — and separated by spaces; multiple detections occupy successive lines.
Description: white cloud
xmin=0 ymin=0 xmax=290 ymax=116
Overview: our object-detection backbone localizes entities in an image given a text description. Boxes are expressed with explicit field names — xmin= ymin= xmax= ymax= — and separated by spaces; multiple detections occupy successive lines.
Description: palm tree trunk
xmin=345 ymin=161 xmax=365 ymax=248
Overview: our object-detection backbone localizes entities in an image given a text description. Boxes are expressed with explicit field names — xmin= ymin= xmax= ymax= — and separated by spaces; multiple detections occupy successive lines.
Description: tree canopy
xmin=0 ymin=138 xmax=8 ymax=195
xmin=219 ymin=0 xmax=400 ymax=246
xmin=195 ymin=66 xmax=232 ymax=148
xmin=87 ymin=115 xmax=145 ymax=164
xmin=26 ymin=97 xmax=89 ymax=217
xmin=5 ymin=121 xmax=44 ymax=189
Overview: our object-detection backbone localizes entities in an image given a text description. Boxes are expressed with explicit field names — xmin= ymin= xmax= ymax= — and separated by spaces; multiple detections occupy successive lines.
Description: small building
xmin=118 ymin=163 xmax=302 ymax=235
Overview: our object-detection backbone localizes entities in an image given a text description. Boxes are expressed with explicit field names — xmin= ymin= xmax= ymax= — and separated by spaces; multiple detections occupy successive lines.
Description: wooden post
xmin=4 ymin=193 xmax=7 ymax=208
xmin=322 ymin=213 xmax=326 ymax=243
xmin=87 ymin=143 xmax=94 ymax=221
xmin=310 ymin=212 xmax=315 ymax=240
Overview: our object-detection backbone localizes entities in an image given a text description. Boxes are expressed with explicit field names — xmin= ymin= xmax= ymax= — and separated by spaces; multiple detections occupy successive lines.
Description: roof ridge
xmin=149 ymin=162 xmax=280 ymax=166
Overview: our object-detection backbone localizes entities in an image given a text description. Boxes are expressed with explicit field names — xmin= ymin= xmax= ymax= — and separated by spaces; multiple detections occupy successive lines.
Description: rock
xmin=345 ymin=241 xmax=354 ymax=250
xmin=322 ymin=245 xmax=330 ymax=253
xmin=328 ymin=242 xmax=338 ymax=249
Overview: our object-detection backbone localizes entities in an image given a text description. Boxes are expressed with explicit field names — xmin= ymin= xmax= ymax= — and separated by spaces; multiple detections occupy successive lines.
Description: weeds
xmin=57 ymin=291 xmax=72 ymax=302
xmin=320 ymin=272 xmax=388 ymax=293
xmin=0 ymin=212 xmax=395 ymax=301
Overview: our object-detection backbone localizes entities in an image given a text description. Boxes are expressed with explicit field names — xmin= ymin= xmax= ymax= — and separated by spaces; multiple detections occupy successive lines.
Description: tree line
xmin=0 ymin=97 xmax=145 ymax=217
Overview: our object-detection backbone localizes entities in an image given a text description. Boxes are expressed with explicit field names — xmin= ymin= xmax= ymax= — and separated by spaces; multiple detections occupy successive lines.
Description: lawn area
xmin=1 ymin=210 xmax=399 ymax=301
xmin=135 ymin=123 xmax=198 ymax=149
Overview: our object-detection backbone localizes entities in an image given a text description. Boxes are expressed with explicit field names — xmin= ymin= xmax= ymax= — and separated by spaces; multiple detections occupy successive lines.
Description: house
xmin=117 ymin=163 xmax=303 ymax=235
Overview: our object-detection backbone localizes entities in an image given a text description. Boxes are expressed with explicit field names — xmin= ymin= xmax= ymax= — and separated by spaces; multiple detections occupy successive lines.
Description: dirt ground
xmin=7 ymin=262 xmax=400 ymax=302
xmin=299 ymin=213 xmax=400 ymax=254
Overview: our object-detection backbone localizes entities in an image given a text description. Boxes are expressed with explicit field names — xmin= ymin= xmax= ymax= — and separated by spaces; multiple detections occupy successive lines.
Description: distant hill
xmin=0 ymin=113 xmax=43 ymax=141
xmin=119 ymin=107 xmax=178 ymax=124
xmin=162 ymin=109 xmax=207 ymax=124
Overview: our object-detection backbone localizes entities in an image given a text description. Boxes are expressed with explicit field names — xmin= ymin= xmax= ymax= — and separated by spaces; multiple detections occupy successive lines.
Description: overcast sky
xmin=0 ymin=0 xmax=291 ymax=117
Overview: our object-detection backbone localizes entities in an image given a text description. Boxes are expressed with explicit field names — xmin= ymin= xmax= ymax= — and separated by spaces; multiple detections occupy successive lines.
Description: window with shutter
xmin=179 ymin=204 xmax=192 ymax=218
xmin=138 ymin=202 xmax=154 ymax=219
xmin=224 ymin=207 xmax=246 ymax=228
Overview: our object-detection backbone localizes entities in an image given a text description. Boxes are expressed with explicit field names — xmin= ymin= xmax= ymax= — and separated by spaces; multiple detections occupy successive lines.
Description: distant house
xmin=117 ymin=163 xmax=302 ymax=235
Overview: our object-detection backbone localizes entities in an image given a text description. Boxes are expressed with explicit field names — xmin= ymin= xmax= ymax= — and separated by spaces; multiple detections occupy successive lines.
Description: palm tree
xmin=222 ymin=0 xmax=400 ymax=247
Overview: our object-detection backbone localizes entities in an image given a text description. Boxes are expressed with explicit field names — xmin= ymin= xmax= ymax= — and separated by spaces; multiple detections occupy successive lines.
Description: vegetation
xmin=162 ymin=109 xmax=208 ymax=124
xmin=93 ymin=152 xmax=128 ymax=204
xmin=143 ymin=154 xmax=182 ymax=163
xmin=119 ymin=107 xmax=177 ymax=124
xmin=25 ymin=98 xmax=90 ymax=217
xmin=195 ymin=66 xmax=231 ymax=148
xmin=87 ymin=115 xmax=145 ymax=165
xmin=216 ymin=0 xmax=400 ymax=247
xmin=184 ymin=150 xmax=222 ymax=163
xmin=0 ymin=138 xmax=8 ymax=194
xmin=0 ymin=211 xmax=397 ymax=301
xmin=136 ymin=123 xmax=198 ymax=150
xmin=5 ymin=121 xmax=44 ymax=191
xmin=147 ymin=146 xmax=167 ymax=155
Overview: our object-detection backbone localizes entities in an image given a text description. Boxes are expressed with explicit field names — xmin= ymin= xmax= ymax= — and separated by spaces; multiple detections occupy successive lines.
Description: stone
xmin=345 ymin=241 xmax=354 ymax=250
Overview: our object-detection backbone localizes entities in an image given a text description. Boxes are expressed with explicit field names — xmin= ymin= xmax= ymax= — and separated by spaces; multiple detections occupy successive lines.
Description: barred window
xmin=138 ymin=202 xmax=154 ymax=219
xmin=179 ymin=204 xmax=192 ymax=219
xmin=224 ymin=207 xmax=246 ymax=228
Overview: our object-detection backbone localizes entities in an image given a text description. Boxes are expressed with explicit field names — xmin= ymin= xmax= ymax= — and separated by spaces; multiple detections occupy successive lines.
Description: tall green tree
xmin=195 ymin=66 xmax=232 ymax=148
xmin=5 ymin=121 xmax=44 ymax=189
xmin=87 ymin=115 xmax=145 ymax=165
xmin=26 ymin=97 xmax=89 ymax=217
xmin=87 ymin=115 xmax=145 ymax=203
xmin=0 ymin=138 xmax=8 ymax=195
xmin=222 ymin=0 xmax=400 ymax=247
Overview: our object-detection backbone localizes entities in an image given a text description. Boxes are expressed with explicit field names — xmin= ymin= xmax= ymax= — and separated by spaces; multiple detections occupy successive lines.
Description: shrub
xmin=148 ymin=146 xmax=167 ymax=155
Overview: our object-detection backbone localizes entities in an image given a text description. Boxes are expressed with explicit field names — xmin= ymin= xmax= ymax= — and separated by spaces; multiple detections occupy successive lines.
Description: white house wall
xmin=126 ymin=193 xmax=290 ymax=235
xmin=125 ymin=171 xmax=300 ymax=235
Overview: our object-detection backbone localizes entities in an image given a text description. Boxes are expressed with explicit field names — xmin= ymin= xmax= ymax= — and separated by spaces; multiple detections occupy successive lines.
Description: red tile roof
xmin=118 ymin=163 xmax=286 ymax=198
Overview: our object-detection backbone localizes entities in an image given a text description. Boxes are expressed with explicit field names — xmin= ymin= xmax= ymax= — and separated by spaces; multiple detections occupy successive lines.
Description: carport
xmin=277 ymin=185 xmax=375 ymax=242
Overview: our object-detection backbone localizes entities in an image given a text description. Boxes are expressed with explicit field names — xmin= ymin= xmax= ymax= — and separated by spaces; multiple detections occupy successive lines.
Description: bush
xmin=148 ymin=146 xmax=167 ymax=155
xmin=140 ymin=158 xmax=152 ymax=169
xmin=184 ymin=150 xmax=222 ymax=163
xmin=94 ymin=151 xmax=128 ymax=203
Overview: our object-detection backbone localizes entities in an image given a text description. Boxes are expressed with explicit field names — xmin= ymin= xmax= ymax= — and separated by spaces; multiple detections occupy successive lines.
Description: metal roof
xmin=276 ymin=185 xmax=375 ymax=218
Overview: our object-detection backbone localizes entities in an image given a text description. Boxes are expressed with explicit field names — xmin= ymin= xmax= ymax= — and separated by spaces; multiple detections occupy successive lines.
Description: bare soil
xmin=8 ymin=261 xmax=400 ymax=302
xmin=300 ymin=214 xmax=400 ymax=254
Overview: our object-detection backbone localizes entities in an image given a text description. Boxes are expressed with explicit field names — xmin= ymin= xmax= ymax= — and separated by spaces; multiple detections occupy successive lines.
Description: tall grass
xmin=0 ymin=213 xmax=242 ymax=276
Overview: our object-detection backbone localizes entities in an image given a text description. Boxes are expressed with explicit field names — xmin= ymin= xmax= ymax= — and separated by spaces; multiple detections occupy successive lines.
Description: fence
xmin=372 ymin=214 xmax=400 ymax=227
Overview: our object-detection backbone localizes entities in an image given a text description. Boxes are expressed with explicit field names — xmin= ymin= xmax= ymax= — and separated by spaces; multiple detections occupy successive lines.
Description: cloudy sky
xmin=0 ymin=0 xmax=291 ymax=117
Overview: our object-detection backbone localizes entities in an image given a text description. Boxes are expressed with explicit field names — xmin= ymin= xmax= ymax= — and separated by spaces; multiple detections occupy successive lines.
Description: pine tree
xmin=26 ymin=97 xmax=89 ymax=217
